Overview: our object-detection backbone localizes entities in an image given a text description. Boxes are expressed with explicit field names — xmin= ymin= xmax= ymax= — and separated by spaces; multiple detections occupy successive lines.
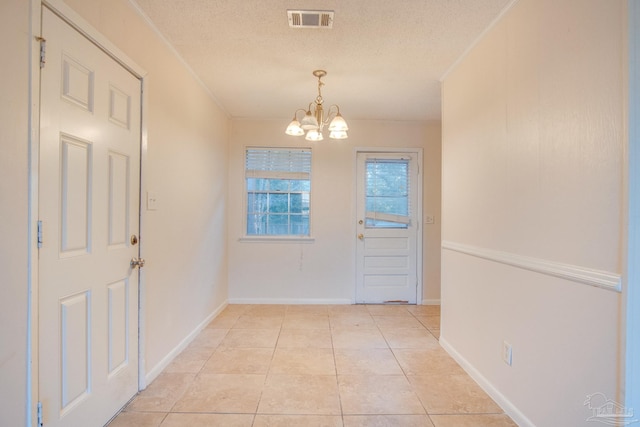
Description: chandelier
xmin=285 ymin=70 xmax=349 ymax=141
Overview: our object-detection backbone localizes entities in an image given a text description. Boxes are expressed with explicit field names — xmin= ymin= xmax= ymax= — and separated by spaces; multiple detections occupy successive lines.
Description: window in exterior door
xmin=365 ymin=158 xmax=410 ymax=228
xmin=245 ymin=148 xmax=311 ymax=236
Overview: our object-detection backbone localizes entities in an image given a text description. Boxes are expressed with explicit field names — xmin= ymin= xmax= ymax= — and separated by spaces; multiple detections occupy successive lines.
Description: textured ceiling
xmin=131 ymin=0 xmax=512 ymax=121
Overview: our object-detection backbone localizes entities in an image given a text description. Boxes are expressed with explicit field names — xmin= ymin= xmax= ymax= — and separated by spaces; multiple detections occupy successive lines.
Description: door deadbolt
xmin=130 ymin=235 xmax=138 ymax=245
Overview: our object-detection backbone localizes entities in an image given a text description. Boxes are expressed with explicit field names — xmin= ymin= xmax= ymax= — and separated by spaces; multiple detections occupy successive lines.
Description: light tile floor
xmin=108 ymin=304 xmax=517 ymax=427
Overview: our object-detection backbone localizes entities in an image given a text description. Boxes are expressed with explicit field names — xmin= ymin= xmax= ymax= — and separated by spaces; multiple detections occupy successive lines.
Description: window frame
xmin=240 ymin=146 xmax=315 ymax=243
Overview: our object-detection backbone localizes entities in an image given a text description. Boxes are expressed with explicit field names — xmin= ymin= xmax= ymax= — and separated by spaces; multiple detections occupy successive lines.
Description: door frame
xmin=27 ymin=1 xmax=148 ymax=424
xmin=353 ymin=147 xmax=423 ymax=304
xmin=625 ymin=0 xmax=640 ymax=415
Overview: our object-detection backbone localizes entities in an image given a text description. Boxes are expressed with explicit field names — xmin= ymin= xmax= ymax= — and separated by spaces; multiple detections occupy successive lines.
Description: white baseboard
xmin=227 ymin=298 xmax=437 ymax=305
xmin=143 ymin=300 xmax=228 ymax=387
xmin=227 ymin=298 xmax=353 ymax=305
xmin=439 ymin=335 xmax=535 ymax=427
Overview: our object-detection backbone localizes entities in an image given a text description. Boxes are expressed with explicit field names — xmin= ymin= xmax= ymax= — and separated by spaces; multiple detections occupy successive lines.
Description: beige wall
xmin=227 ymin=119 xmax=441 ymax=304
xmin=0 ymin=0 xmax=31 ymax=425
xmin=441 ymin=0 xmax=625 ymax=425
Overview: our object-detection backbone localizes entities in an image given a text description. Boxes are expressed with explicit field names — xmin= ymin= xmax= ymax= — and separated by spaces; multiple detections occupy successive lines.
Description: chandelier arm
xmin=293 ymin=108 xmax=307 ymax=120
xmin=323 ymin=104 xmax=341 ymax=124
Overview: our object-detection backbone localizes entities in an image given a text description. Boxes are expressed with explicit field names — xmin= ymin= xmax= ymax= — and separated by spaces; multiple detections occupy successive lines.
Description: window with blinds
xmin=365 ymin=158 xmax=411 ymax=228
xmin=245 ymin=148 xmax=311 ymax=236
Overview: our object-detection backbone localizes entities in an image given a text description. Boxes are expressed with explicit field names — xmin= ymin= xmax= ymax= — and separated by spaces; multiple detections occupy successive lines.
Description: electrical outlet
xmin=502 ymin=341 xmax=513 ymax=366
xmin=425 ymin=215 xmax=435 ymax=224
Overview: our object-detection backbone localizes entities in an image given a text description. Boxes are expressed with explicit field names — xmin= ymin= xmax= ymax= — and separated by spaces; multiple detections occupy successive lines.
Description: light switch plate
xmin=502 ymin=341 xmax=513 ymax=366
xmin=147 ymin=191 xmax=158 ymax=210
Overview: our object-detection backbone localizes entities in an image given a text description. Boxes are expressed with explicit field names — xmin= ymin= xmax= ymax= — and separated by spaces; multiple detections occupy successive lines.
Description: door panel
xmin=107 ymin=279 xmax=129 ymax=374
xmin=60 ymin=135 xmax=92 ymax=256
xmin=108 ymin=151 xmax=130 ymax=247
xmin=356 ymin=153 xmax=420 ymax=304
xmin=60 ymin=291 xmax=90 ymax=412
xmin=39 ymin=7 xmax=141 ymax=426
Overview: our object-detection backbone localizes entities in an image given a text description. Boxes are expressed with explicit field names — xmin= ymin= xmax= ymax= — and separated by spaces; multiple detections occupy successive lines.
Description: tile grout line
xmin=165 ymin=323 xmax=233 ymax=416
xmin=328 ymin=312 xmax=347 ymax=425
xmin=405 ymin=305 xmax=440 ymax=426
xmin=249 ymin=320 xmax=281 ymax=427
xmin=376 ymin=309 xmax=435 ymax=423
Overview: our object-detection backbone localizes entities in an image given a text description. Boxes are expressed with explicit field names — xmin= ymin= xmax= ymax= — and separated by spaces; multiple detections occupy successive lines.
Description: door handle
xmin=130 ymin=257 xmax=145 ymax=268
xmin=358 ymin=234 xmax=364 ymax=240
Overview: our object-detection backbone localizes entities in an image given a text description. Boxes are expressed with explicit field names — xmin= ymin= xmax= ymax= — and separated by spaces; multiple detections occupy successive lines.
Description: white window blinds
xmin=245 ymin=148 xmax=311 ymax=180
xmin=365 ymin=157 xmax=411 ymax=228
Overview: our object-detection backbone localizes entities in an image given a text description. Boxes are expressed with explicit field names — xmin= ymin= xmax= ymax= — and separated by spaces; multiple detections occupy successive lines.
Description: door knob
xmin=130 ymin=257 xmax=145 ymax=268
xmin=358 ymin=234 xmax=364 ymax=240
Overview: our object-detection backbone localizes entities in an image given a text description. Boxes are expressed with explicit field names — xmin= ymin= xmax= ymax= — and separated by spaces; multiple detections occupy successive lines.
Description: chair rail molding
xmin=442 ymin=240 xmax=621 ymax=292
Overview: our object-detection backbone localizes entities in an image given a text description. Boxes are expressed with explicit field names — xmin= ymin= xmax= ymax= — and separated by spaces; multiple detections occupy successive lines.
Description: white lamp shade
xmin=329 ymin=130 xmax=348 ymax=140
xmin=285 ymin=119 xmax=304 ymax=136
xmin=300 ymin=110 xmax=319 ymax=130
xmin=305 ymin=129 xmax=324 ymax=141
xmin=328 ymin=113 xmax=348 ymax=131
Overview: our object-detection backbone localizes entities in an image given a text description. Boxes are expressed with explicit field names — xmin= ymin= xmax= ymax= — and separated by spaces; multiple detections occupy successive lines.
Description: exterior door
xmin=38 ymin=6 xmax=141 ymax=426
xmin=356 ymin=152 xmax=420 ymax=304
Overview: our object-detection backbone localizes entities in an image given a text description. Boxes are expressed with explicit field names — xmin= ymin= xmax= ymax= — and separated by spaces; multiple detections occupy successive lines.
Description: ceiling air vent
xmin=287 ymin=10 xmax=334 ymax=29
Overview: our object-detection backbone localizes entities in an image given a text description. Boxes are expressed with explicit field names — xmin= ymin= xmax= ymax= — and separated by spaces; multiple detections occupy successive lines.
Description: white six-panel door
xmin=356 ymin=152 xmax=420 ymax=304
xmin=38 ymin=6 xmax=141 ymax=426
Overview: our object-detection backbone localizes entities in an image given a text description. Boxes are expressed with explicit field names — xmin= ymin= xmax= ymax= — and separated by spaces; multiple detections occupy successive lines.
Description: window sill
xmin=238 ymin=236 xmax=315 ymax=243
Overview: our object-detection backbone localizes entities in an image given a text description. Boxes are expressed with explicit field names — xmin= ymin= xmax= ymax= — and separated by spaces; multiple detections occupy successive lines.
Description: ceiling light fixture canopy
xmin=285 ymin=70 xmax=348 ymax=141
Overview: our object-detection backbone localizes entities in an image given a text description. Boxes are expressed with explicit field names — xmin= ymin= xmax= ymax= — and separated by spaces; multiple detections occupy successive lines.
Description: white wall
xmin=227 ymin=119 xmax=441 ymax=304
xmin=441 ymin=0 xmax=625 ymax=425
xmin=0 ymin=1 xmax=31 ymax=425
